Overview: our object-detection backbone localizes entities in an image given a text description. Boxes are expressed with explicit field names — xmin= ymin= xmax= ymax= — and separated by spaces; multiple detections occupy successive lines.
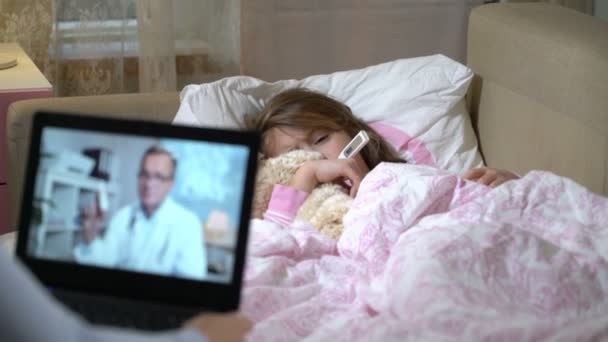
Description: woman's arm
xmin=0 ymin=249 xmax=251 ymax=342
xmin=0 ymin=248 xmax=204 ymax=342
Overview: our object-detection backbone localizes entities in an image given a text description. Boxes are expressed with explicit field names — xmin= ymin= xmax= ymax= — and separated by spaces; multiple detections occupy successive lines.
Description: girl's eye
xmin=314 ymin=135 xmax=328 ymax=145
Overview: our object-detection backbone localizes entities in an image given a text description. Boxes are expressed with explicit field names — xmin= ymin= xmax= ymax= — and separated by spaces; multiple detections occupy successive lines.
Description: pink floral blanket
xmin=241 ymin=163 xmax=608 ymax=341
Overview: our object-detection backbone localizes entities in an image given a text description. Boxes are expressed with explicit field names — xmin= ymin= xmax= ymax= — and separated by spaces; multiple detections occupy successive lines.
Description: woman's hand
xmin=463 ymin=167 xmax=520 ymax=188
xmin=290 ymin=159 xmax=366 ymax=197
xmin=184 ymin=312 xmax=252 ymax=342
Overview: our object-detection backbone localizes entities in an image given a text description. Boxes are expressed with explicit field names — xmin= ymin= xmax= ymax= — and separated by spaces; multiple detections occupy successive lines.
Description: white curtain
xmin=135 ymin=0 xmax=176 ymax=92
xmin=0 ymin=0 xmax=241 ymax=96
xmin=241 ymin=0 xmax=485 ymax=82
xmin=51 ymin=0 xmax=133 ymax=96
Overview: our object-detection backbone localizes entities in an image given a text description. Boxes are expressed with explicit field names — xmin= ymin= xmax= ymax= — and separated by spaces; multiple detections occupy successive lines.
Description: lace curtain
xmin=0 ymin=0 xmax=240 ymax=96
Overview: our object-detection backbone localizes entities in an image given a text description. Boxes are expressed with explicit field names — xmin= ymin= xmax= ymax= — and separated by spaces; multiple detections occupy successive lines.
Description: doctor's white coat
xmin=74 ymin=197 xmax=207 ymax=280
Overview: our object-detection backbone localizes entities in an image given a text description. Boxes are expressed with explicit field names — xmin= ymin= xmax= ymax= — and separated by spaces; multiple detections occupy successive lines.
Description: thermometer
xmin=338 ymin=130 xmax=369 ymax=159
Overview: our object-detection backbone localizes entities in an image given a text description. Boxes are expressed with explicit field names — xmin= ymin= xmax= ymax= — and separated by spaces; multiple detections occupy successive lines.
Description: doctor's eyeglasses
xmin=138 ymin=171 xmax=173 ymax=183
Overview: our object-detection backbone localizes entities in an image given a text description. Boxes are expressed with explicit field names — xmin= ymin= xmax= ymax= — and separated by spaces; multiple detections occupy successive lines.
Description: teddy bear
xmin=251 ymin=150 xmax=353 ymax=240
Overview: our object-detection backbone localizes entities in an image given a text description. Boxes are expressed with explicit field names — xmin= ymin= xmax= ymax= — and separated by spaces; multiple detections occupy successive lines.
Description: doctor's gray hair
xmin=140 ymin=145 xmax=177 ymax=178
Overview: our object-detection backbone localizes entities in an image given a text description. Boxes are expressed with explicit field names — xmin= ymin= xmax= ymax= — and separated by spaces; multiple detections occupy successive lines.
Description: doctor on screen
xmin=74 ymin=146 xmax=207 ymax=280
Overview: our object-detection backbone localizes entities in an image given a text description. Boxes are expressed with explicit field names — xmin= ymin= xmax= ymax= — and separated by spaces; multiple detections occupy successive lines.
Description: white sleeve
xmin=73 ymin=208 xmax=129 ymax=268
xmin=0 ymin=249 xmax=207 ymax=342
xmin=173 ymin=214 xmax=207 ymax=280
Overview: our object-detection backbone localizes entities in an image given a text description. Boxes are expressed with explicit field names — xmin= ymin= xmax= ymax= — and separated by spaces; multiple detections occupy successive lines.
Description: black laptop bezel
xmin=16 ymin=111 xmax=259 ymax=311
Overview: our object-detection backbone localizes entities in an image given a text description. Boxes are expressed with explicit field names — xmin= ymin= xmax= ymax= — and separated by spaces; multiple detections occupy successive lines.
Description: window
xmin=53 ymin=0 xmax=138 ymax=59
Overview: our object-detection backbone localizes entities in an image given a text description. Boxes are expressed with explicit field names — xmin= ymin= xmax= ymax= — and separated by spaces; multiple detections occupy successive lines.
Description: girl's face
xmin=265 ymin=126 xmax=370 ymax=174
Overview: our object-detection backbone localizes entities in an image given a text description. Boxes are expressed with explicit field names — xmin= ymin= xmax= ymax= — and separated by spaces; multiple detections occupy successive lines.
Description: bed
xmin=4 ymin=2 xmax=608 ymax=340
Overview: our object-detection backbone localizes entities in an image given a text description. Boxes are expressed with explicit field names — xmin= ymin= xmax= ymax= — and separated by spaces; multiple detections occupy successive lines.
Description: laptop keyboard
xmin=54 ymin=290 xmax=200 ymax=331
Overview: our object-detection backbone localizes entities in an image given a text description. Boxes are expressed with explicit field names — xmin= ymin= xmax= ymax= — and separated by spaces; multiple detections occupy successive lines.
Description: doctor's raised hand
xmin=80 ymin=195 xmax=106 ymax=244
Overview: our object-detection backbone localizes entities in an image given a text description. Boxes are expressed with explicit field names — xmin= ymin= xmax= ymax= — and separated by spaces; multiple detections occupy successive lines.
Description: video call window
xmin=27 ymin=127 xmax=250 ymax=284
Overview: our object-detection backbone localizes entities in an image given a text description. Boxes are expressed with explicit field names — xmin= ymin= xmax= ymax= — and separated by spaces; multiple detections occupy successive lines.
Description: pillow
xmin=174 ymin=54 xmax=483 ymax=174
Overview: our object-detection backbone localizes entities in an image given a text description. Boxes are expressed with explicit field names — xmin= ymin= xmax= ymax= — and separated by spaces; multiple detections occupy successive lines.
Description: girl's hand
xmin=290 ymin=159 xmax=366 ymax=197
xmin=463 ymin=167 xmax=520 ymax=188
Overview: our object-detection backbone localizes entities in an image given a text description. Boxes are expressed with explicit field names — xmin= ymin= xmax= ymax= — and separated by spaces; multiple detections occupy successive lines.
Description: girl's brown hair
xmin=244 ymin=88 xmax=405 ymax=169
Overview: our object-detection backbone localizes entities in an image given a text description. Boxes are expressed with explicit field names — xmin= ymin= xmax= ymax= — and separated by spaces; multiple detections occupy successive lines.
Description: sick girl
xmin=245 ymin=88 xmax=519 ymax=226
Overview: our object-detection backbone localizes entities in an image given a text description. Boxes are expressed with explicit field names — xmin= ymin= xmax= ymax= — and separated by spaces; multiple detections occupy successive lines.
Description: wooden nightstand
xmin=0 ymin=43 xmax=53 ymax=234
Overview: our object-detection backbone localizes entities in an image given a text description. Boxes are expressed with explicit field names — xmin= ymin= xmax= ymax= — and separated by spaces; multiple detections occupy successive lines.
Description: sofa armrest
xmin=6 ymin=91 xmax=180 ymax=230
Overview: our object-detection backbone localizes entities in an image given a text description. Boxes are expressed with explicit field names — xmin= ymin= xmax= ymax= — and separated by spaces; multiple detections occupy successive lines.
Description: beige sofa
xmin=5 ymin=3 xmax=608 ymax=231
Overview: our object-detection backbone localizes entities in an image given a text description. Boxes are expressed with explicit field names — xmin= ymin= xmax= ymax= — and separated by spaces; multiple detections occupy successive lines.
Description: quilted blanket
xmin=241 ymin=163 xmax=608 ymax=341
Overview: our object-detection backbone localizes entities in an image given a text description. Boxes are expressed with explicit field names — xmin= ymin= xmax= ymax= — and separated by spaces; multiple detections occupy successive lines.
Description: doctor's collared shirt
xmin=74 ymin=197 xmax=207 ymax=280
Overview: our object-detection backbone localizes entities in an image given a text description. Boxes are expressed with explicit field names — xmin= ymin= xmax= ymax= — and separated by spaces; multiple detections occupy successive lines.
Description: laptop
xmin=16 ymin=111 xmax=259 ymax=330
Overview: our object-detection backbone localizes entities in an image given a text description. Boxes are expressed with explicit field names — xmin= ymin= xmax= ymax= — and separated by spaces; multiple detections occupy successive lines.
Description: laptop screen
xmin=23 ymin=123 xmax=252 ymax=285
